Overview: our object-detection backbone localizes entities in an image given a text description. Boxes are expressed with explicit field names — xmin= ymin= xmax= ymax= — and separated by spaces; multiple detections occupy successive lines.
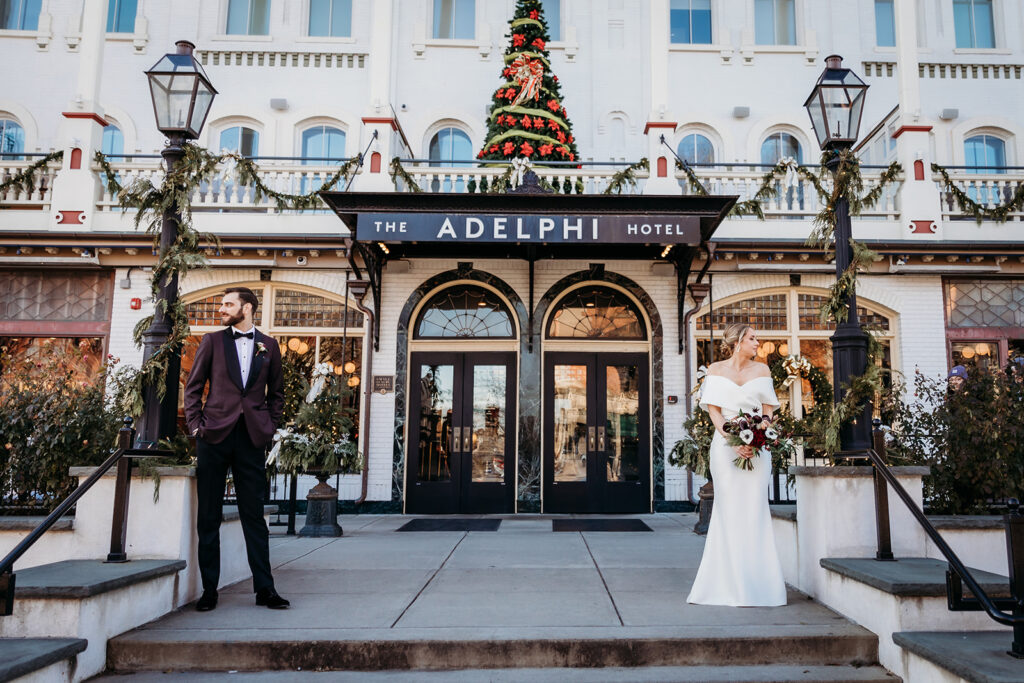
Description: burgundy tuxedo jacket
xmin=184 ymin=328 xmax=284 ymax=449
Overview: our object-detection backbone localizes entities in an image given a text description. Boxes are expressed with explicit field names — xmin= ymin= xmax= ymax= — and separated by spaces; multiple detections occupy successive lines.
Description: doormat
xmin=552 ymin=519 xmax=653 ymax=532
xmin=397 ymin=518 xmax=502 ymax=532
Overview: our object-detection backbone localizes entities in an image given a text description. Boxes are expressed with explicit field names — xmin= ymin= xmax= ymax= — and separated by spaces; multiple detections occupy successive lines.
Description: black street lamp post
xmin=139 ymin=40 xmax=217 ymax=445
xmin=804 ymin=55 xmax=874 ymax=454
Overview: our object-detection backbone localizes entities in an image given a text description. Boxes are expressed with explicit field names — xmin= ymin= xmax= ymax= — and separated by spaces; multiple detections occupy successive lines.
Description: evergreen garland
xmin=931 ymin=162 xmax=1024 ymax=223
xmin=603 ymin=158 xmax=648 ymax=195
xmin=478 ymin=0 xmax=580 ymax=165
xmin=389 ymin=156 xmax=424 ymax=193
xmin=0 ymin=151 xmax=64 ymax=196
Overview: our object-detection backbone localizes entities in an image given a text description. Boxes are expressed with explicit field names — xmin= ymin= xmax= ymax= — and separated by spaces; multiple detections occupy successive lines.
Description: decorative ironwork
xmin=274 ymin=289 xmax=363 ymax=328
xmin=945 ymin=281 xmax=1024 ymax=328
xmin=799 ymin=293 xmax=890 ymax=331
xmin=696 ymin=293 xmax=787 ymax=331
xmin=415 ymin=285 xmax=515 ymax=339
xmin=547 ymin=286 xmax=646 ymax=340
xmin=0 ymin=271 xmax=110 ymax=322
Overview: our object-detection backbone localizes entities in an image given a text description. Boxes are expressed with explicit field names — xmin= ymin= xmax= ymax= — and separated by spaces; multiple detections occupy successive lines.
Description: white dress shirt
xmin=233 ymin=325 xmax=255 ymax=386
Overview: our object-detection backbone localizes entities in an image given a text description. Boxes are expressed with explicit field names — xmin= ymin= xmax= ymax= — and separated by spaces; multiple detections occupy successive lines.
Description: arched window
xmin=414 ymin=285 xmax=515 ymax=339
xmin=101 ymin=124 xmax=124 ymax=157
xmin=0 ymin=118 xmax=25 ymax=160
xmin=694 ymin=287 xmax=894 ymax=418
xmin=218 ymin=125 xmax=260 ymax=156
xmin=428 ymin=126 xmax=472 ymax=191
xmin=1 ymin=0 xmax=40 ymax=30
xmin=964 ymin=134 xmax=1006 ymax=173
xmin=677 ymin=133 xmax=714 ymax=165
xmin=428 ymin=127 xmax=472 ymax=165
xmin=106 ymin=0 xmax=137 ymax=32
xmin=301 ymin=125 xmax=346 ymax=163
xmin=547 ymin=286 xmax=646 ymax=340
xmin=760 ymin=131 xmax=802 ymax=165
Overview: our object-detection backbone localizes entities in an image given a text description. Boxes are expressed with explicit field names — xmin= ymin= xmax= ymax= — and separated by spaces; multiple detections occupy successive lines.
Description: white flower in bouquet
xmin=764 ymin=427 xmax=779 ymax=440
xmin=739 ymin=429 xmax=754 ymax=444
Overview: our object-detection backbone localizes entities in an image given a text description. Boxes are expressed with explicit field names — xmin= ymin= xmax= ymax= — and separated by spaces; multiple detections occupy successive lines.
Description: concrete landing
xmin=820 ymin=557 xmax=1009 ymax=597
xmin=893 ymin=631 xmax=1023 ymax=683
xmin=13 ymin=559 xmax=186 ymax=598
xmin=107 ymin=514 xmax=884 ymax=676
xmin=0 ymin=637 xmax=86 ymax=681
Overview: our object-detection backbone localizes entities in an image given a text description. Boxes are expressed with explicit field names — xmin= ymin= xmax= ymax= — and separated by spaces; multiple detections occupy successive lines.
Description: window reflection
xmin=553 ymin=364 xmax=587 ymax=482
xmin=418 ymin=364 xmax=454 ymax=482
xmin=471 ymin=365 xmax=505 ymax=482
xmin=605 ymin=364 xmax=640 ymax=482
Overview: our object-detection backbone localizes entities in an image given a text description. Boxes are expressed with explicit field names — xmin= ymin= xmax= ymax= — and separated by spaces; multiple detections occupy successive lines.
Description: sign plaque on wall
xmin=373 ymin=375 xmax=394 ymax=394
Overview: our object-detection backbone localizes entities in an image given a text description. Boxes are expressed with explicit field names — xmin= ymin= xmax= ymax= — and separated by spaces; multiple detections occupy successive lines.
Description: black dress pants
xmin=196 ymin=417 xmax=274 ymax=593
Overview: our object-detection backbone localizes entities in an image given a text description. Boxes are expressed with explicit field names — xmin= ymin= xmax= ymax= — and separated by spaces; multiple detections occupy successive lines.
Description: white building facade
xmin=1 ymin=0 xmax=1022 ymax=514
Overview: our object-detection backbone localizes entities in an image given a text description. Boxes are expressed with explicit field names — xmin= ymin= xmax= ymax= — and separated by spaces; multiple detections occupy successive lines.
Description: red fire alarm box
xmin=130 ymin=297 xmax=142 ymax=310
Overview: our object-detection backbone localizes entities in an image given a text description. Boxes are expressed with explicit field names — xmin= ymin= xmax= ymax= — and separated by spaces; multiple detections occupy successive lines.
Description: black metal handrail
xmin=865 ymin=423 xmax=1024 ymax=657
xmin=0 ymin=417 xmax=171 ymax=617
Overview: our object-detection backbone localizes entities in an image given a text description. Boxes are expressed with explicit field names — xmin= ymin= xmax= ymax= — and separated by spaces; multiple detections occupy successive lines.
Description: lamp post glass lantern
xmin=804 ymin=55 xmax=868 ymax=151
xmin=804 ymin=55 xmax=874 ymax=455
xmin=137 ymin=41 xmax=216 ymax=446
xmin=145 ymin=41 xmax=217 ymax=141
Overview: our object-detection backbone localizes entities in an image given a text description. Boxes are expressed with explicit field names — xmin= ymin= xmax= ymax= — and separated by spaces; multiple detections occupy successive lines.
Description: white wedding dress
xmin=687 ymin=375 xmax=787 ymax=607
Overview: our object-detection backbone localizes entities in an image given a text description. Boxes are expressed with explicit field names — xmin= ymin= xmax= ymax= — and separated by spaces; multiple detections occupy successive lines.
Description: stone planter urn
xmin=298 ymin=472 xmax=343 ymax=537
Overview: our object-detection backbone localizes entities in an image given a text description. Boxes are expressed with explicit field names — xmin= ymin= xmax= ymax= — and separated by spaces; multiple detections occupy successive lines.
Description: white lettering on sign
xmin=592 ymin=218 xmax=599 ymax=240
xmin=626 ymin=222 xmax=686 ymax=236
xmin=437 ymin=218 xmax=457 ymax=239
xmin=563 ymin=218 xmax=583 ymax=241
xmin=466 ymin=217 xmax=485 ymax=239
xmin=493 ymin=216 xmax=507 ymax=239
xmin=516 ymin=217 xmax=530 ymax=240
xmin=539 ymin=218 xmax=555 ymax=239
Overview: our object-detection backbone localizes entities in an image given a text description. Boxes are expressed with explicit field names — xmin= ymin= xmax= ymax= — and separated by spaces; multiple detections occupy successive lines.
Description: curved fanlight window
xmin=414 ymin=285 xmax=515 ymax=339
xmin=547 ymin=286 xmax=646 ymax=340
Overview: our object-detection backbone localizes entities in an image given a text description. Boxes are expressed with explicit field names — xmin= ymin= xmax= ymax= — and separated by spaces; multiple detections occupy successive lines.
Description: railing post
xmin=0 ymin=567 xmax=13 ymax=616
xmin=872 ymin=419 xmax=895 ymax=561
xmin=1005 ymin=499 xmax=1024 ymax=658
xmin=106 ymin=417 xmax=136 ymax=563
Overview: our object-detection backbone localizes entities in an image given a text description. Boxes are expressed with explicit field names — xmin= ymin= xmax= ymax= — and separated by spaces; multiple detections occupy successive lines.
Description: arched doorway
xmin=406 ymin=283 xmax=518 ymax=514
xmin=543 ymin=285 xmax=651 ymax=513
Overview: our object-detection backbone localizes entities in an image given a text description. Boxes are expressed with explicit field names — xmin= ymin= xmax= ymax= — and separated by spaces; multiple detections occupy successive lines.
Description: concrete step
xmin=107 ymin=623 xmax=880 ymax=673
xmin=94 ymin=664 xmax=899 ymax=682
xmin=0 ymin=637 xmax=87 ymax=683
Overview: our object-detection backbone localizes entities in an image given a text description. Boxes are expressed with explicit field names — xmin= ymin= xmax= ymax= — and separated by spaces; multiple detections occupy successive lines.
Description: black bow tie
xmin=232 ymin=330 xmax=254 ymax=340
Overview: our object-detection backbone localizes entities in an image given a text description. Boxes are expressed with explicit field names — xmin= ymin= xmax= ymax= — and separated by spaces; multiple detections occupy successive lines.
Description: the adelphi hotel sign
xmin=357 ymin=213 xmax=701 ymax=245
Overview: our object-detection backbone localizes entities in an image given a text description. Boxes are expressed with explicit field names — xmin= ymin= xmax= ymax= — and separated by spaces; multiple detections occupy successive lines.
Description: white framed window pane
xmin=0 ymin=119 xmax=25 ymax=158
xmin=220 ymin=126 xmax=260 ymax=156
xmin=301 ymin=126 xmax=345 ymax=162
xmin=874 ymin=0 xmax=895 ymax=47
xmin=776 ymin=0 xmax=795 ymax=45
xmin=540 ymin=0 xmax=559 ymax=41
xmin=107 ymin=0 xmax=137 ymax=32
xmin=671 ymin=0 xmax=711 ymax=44
xmin=325 ymin=128 xmax=346 ymax=157
xmin=330 ymin=0 xmax=352 ymax=36
xmin=761 ymin=133 xmax=801 ymax=165
xmin=678 ymin=133 xmax=714 ymax=165
xmin=101 ymin=125 xmax=124 ymax=156
xmin=453 ymin=0 xmax=473 ymax=39
xmin=308 ymin=0 xmax=331 ymax=36
xmin=226 ymin=0 xmax=249 ymax=34
xmin=1 ymin=0 xmax=41 ymax=30
xmin=973 ymin=0 xmax=994 ymax=48
xmin=953 ymin=0 xmax=973 ymax=47
xmin=754 ymin=0 xmax=775 ymax=44
xmin=249 ymin=0 xmax=270 ymax=34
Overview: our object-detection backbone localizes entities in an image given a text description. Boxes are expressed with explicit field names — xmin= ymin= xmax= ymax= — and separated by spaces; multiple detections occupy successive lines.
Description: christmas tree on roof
xmin=477 ymin=0 xmax=580 ymax=166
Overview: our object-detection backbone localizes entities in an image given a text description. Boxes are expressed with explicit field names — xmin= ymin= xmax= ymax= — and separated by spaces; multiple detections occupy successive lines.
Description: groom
xmin=184 ymin=286 xmax=289 ymax=611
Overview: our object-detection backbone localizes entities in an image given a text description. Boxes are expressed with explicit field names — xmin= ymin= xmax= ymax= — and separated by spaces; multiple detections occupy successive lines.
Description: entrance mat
xmin=397 ymin=518 xmax=502 ymax=532
xmin=552 ymin=519 xmax=653 ymax=532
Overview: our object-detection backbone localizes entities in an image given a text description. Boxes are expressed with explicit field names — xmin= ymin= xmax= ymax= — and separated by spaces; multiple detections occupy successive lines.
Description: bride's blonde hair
xmin=719 ymin=323 xmax=753 ymax=358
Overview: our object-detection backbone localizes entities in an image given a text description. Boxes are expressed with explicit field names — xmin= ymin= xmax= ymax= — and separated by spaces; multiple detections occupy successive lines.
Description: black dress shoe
xmin=196 ymin=590 xmax=218 ymax=611
xmin=255 ymin=587 xmax=290 ymax=609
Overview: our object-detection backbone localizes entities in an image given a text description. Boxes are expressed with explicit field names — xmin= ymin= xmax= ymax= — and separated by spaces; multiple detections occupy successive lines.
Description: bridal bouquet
xmin=722 ymin=409 xmax=792 ymax=471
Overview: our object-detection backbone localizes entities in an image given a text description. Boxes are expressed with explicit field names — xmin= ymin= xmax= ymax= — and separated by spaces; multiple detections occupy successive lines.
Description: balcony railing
xmin=936 ymin=167 xmax=1024 ymax=222
xmin=393 ymin=159 xmax=648 ymax=195
xmin=0 ymin=154 xmax=60 ymax=209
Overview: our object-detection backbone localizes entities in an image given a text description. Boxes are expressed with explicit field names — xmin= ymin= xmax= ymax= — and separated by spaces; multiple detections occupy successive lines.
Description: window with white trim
xmin=432 ymin=0 xmax=474 ymax=39
xmin=754 ymin=0 xmax=795 ymax=46
xmin=0 ymin=0 xmax=40 ymax=30
xmin=953 ymin=0 xmax=994 ymax=49
xmin=218 ymin=125 xmax=260 ymax=156
xmin=670 ymin=0 xmax=711 ymax=44
xmin=539 ymin=0 xmax=560 ymax=41
xmin=760 ymin=131 xmax=802 ymax=165
xmin=677 ymin=133 xmax=714 ymax=165
xmin=107 ymin=0 xmax=137 ymax=33
xmin=874 ymin=0 xmax=895 ymax=47
xmin=226 ymin=0 xmax=270 ymax=35
xmin=0 ymin=118 xmax=25 ymax=159
xmin=308 ymin=0 xmax=351 ymax=37
xmin=964 ymin=134 xmax=1006 ymax=173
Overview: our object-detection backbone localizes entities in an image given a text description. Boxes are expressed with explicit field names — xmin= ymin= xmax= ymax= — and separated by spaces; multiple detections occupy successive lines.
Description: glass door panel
xmin=470 ymin=364 xmax=506 ymax=483
xmin=605 ymin=363 xmax=640 ymax=483
xmin=416 ymin=363 xmax=454 ymax=482
xmin=553 ymin=364 xmax=588 ymax=482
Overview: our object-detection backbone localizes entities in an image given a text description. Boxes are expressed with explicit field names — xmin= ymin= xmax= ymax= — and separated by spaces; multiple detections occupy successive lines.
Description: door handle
xmin=463 ymin=426 xmax=473 ymax=452
xmin=597 ymin=426 xmax=606 ymax=451
xmin=451 ymin=426 xmax=461 ymax=453
xmin=588 ymin=426 xmax=596 ymax=450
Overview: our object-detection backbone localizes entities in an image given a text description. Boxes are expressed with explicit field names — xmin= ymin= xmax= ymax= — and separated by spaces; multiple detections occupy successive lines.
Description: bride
xmin=687 ymin=323 xmax=787 ymax=607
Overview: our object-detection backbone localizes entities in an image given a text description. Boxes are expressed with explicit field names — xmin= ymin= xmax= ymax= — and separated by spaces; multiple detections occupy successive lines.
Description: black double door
xmin=407 ymin=352 xmax=516 ymax=514
xmin=543 ymin=352 xmax=650 ymax=513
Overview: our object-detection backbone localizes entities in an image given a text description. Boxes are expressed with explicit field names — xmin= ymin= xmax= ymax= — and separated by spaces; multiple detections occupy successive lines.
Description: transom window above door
xmin=547 ymin=287 xmax=646 ymax=340
xmin=415 ymin=285 xmax=515 ymax=339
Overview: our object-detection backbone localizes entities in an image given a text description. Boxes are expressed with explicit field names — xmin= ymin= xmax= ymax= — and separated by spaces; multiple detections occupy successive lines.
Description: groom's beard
xmin=222 ymin=312 xmax=245 ymax=327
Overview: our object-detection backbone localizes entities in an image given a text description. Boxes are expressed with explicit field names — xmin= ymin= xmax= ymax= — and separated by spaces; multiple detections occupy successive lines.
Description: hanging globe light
xmin=961 ymin=346 xmax=976 ymax=359
xmin=975 ymin=342 xmax=991 ymax=356
xmin=347 ymin=375 xmax=361 ymax=387
xmin=762 ymin=341 xmax=777 ymax=355
xmin=778 ymin=342 xmax=789 ymax=356
xmin=287 ymin=337 xmax=301 ymax=352
xmin=343 ymin=361 xmax=357 ymax=374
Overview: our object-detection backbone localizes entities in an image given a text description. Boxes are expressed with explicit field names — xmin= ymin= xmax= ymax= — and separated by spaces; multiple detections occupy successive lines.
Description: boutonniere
xmin=256 ymin=341 xmax=268 ymax=356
